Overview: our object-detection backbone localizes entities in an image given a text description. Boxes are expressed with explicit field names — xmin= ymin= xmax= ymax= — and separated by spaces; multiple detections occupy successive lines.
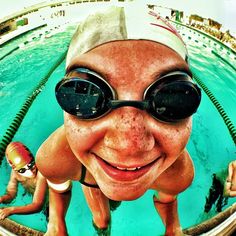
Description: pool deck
xmin=0 ymin=225 xmax=17 ymax=236
xmin=183 ymin=203 xmax=236 ymax=235
xmin=0 ymin=218 xmax=44 ymax=236
xmin=0 ymin=23 xmax=46 ymax=46
xmin=202 ymin=211 xmax=236 ymax=235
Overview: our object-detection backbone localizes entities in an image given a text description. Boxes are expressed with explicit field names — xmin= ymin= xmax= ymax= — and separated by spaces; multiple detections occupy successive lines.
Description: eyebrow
xmin=66 ymin=54 xmax=192 ymax=84
xmin=158 ymin=65 xmax=192 ymax=78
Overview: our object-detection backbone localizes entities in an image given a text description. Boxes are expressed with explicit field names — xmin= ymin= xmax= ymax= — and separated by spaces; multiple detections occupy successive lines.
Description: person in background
xmin=224 ymin=160 xmax=236 ymax=197
xmin=0 ymin=142 xmax=48 ymax=220
xmin=36 ymin=5 xmax=201 ymax=236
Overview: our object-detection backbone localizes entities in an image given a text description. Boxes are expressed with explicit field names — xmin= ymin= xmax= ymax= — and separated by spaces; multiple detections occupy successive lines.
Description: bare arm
xmin=0 ymin=171 xmax=18 ymax=204
xmin=225 ymin=189 xmax=236 ymax=197
xmin=82 ymin=185 xmax=110 ymax=229
xmin=36 ymin=126 xmax=77 ymax=236
xmin=0 ymin=171 xmax=48 ymax=219
xmin=44 ymin=185 xmax=72 ymax=236
xmin=227 ymin=161 xmax=235 ymax=182
xmin=152 ymin=150 xmax=194 ymax=236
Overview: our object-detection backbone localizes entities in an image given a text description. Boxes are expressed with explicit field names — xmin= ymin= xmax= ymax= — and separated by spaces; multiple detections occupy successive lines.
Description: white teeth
xmin=116 ymin=167 xmax=127 ymax=170
xmin=115 ymin=166 xmax=141 ymax=171
xmin=126 ymin=167 xmax=137 ymax=171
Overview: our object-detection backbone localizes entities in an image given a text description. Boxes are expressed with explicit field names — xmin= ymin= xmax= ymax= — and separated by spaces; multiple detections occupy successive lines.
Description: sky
xmin=0 ymin=0 xmax=235 ymax=33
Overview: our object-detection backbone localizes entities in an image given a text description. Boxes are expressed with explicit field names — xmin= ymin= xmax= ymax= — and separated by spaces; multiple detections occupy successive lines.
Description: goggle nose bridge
xmin=108 ymin=100 xmax=150 ymax=110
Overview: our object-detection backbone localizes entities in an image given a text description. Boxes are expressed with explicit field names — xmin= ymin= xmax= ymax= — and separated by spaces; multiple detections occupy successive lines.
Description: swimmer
xmin=0 ymin=142 xmax=48 ymax=220
xmin=36 ymin=5 xmax=201 ymax=236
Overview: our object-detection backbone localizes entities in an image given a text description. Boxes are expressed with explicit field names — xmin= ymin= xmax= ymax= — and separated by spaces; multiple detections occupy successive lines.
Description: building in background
xmin=0 ymin=0 xmax=235 ymax=50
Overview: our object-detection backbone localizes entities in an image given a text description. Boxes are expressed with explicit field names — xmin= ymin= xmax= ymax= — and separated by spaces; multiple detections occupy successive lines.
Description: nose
xmin=104 ymin=108 xmax=155 ymax=155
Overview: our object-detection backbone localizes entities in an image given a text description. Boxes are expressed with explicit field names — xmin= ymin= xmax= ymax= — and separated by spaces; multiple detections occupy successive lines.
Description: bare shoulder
xmin=151 ymin=150 xmax=194 ymax=195
xmin=36 ymin=125 xmax=82 ymax=182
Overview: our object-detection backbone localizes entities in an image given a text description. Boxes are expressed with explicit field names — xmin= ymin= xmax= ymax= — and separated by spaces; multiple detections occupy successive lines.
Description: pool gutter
xmin=0 ymin=218 xmax=43 ymax=236
xmin=183 ymin=203 xmax=236 ymax=235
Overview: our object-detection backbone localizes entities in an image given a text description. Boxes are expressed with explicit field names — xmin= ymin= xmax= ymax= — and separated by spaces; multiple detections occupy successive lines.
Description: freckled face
xmin=64 ymin=40 xmax=192 ymax=200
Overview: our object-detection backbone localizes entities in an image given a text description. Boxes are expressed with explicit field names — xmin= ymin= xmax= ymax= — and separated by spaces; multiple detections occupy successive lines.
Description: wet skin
xmin=36 ymin=40 xmax=195 ymax=236
xmin=64 ymin=40 xmax=193 ymax=200
xmin=225 ymin=161 xmax=236 ymax=196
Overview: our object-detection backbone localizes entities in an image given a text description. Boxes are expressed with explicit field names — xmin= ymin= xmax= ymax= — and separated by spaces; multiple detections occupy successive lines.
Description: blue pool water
xmin=0 ymin=22 xmax=235 ymax=235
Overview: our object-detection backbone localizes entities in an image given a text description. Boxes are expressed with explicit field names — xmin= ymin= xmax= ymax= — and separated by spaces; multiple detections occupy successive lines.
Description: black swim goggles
xmin=55 ymin=68 xmax=201 ymax=123
xmin=17 ymin=161 xmax=35 ymax=174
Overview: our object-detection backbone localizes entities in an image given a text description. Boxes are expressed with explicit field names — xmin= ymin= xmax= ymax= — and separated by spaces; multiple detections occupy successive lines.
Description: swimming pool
xmin=0 ymin=21 xmax=235 ymax=235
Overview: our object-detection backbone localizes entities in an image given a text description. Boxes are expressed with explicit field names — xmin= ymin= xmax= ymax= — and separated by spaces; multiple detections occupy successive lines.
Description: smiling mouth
xmin=93 ymin=153 xmax=162 ymax=182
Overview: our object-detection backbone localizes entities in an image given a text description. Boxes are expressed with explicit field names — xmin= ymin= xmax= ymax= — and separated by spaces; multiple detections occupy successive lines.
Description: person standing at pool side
xmin=36 ymin=5 xmax=201 ymax=236
xmin=0 ymin=142 xmax=48 ymax=220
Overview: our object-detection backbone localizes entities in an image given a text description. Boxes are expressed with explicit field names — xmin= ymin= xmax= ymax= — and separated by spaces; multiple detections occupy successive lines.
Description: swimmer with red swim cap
xmin=6 ymin=142 xmax=36 ymax=178
xmin=36 ymin=4 xmax=201 ymax=236
xmin=0 ymin=142 xmax=48 ymax=220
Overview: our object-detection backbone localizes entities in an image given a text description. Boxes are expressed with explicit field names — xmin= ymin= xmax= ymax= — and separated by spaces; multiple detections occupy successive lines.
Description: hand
xmin=0 ymin=207 xmax=13 ymax=220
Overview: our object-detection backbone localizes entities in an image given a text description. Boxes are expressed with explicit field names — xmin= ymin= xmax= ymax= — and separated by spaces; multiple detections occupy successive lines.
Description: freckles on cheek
xmin=65 ymin=118 xmax=92 ymax=150
xmin=163 ymin=122 xmax=192 ymax=151
xmin=176 ymin=123 xmax=192 ymax=149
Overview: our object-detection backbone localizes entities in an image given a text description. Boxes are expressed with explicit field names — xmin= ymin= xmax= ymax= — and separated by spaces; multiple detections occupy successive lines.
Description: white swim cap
xmin=66 ymin=5 xmax=188 ymax=68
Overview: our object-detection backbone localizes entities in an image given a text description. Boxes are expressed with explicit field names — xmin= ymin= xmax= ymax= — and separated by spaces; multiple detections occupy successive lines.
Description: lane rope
xmin=0 ymin=48 xmax=67 ymax=164
xmin=192 ymin=72 xmax=236 ymax=144
xmin=171 ymin=21 xmax=236 ymax=145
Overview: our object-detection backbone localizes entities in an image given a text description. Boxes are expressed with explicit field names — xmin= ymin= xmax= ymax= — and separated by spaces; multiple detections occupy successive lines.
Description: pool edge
xmin=0 ymin=203 xmax=235 ymax=236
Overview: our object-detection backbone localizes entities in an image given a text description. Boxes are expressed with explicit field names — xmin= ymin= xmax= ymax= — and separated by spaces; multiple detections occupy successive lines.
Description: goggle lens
xmin=148 ymin=79 xmax=201 ymax=122
xmin=17 ymin=161 xmax=35 ymax=174
xmin=55 ymin=69 xmax=201 ymax=122
xmin=56 ymin=80 xmax=104 ymax=118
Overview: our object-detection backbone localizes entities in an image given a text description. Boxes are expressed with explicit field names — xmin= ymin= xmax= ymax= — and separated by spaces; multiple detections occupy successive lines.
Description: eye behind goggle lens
xmin=56 ymin=78 xmax=112 ymax=119
xmin=149 ymin=81 xmax=201 ymax=122
xmin=18 ymin=168 xmax=26 ymax=174
xmin=27 ymin=161 xmax=35 ymax=169
xmin=17 ymin=161 xmax=35 ymax=174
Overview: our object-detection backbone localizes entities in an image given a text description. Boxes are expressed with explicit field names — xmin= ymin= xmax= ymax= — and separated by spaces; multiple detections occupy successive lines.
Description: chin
xmin=107 ymin=188 xmax=145 ymax=201
xmin=98 ymin=181 xmax=148 ymax=201
xmin=30 ymin=173 xmax=37 ymax=178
